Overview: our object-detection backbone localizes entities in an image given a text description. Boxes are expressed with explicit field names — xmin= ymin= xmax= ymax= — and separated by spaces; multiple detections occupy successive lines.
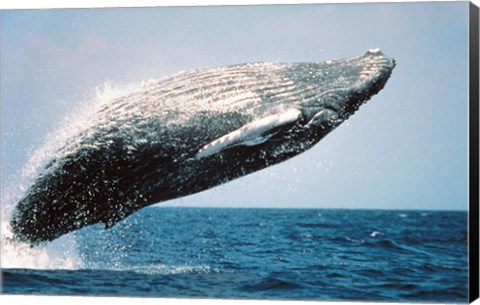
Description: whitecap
xmin=370 ymin=231 xmax=383 ymax=238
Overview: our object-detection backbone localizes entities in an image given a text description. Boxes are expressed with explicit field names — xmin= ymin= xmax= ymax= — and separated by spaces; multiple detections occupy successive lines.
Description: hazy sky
xmin=0 ymin=1 xmax=470 ymax=210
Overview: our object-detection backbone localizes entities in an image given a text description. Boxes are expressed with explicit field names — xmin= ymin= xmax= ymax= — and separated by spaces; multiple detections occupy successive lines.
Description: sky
xmin=0 ymin=1 xmax=471 ymax=211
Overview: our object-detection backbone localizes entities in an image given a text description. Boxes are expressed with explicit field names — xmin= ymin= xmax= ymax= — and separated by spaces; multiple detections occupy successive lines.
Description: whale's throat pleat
xmin=196 ymin=108 xmax=302 ymax=159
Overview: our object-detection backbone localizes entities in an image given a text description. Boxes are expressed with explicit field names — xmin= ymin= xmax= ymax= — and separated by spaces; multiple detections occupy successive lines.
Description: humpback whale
xmin=11 ymin=49 xmax=395 ymax=244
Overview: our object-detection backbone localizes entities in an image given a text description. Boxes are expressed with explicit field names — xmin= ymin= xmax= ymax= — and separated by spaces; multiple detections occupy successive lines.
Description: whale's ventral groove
xmin=11 ymin=50 xmax=396 ymax=244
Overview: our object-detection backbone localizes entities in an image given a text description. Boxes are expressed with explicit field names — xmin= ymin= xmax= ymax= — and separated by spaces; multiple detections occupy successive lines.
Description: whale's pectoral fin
xmin=196 ymin=108 xmax=302 ymax=159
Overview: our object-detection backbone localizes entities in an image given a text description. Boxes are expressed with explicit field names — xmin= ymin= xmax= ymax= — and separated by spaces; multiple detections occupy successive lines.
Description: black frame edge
xmin=469 ymin=1 xmax=480 ymax=303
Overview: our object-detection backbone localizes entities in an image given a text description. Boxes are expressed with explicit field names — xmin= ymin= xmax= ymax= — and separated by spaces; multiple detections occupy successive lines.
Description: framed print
xmin=1 ymin=0 xmax=479 ymax=304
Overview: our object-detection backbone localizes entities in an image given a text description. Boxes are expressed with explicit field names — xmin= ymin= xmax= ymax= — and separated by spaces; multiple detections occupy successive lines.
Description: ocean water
xmin=1 ymin=207 xmax=468 ymax=302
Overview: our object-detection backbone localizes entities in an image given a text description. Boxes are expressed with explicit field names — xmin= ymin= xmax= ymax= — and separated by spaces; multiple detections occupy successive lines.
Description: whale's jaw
xmin=302 ymin=49 xmax=395 ymax=130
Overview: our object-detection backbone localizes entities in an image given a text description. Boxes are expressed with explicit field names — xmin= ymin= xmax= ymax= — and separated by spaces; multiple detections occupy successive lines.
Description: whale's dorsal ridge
xmin=195 ymin=108 xmax=302 ymax=159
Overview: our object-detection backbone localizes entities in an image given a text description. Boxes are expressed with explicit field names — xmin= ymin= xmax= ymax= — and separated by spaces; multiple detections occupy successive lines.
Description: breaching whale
xmin=11 ymin=49 xmax=395 ymax=244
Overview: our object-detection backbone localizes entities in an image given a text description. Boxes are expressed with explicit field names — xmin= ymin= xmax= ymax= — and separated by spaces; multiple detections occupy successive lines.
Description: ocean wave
xmin=241 ymin=276 xmax=303 ymax=292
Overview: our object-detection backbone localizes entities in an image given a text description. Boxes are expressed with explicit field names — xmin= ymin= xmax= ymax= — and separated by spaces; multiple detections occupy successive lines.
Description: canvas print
xmin=0 ymin=1 xmax=478 ymax=303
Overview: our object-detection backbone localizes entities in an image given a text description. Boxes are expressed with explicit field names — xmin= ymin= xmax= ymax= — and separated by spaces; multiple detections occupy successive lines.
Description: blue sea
xmin=1 ymin=208 xmax=468 ymax=302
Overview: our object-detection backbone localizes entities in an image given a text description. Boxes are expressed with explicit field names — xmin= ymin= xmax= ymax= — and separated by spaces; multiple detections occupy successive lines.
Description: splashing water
xmin=1 ymin=81 xmax=151 ymax=270
xmin=1 ymin=165 xmax=83 ymax=269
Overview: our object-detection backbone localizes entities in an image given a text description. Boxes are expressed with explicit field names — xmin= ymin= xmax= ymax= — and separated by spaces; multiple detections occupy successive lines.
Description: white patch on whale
xmin=196 ymin=108 xmax=302 ymax=159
